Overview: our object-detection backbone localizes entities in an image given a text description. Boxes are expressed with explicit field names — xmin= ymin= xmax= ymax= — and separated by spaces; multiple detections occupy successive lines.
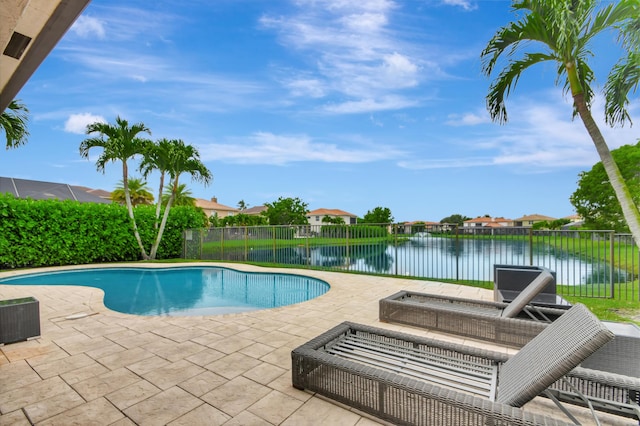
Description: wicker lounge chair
xmin=379 ymin=270 xmax=566 ymax=348
xmin=378 ymin=287 xmax=640 ymax=420
xmin=379 ymin=282 xmax=640 ymax=377
xmin=292 ymin=304 xmax=613 ymax=425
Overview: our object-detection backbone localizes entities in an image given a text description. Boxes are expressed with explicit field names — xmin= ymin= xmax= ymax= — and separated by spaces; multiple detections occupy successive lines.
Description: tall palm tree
xmin=79 ymin=116 xmax=152 ymax=259
xmin=161 ymin=182 xmax=195 ymax=207
xmin=111 ymin=177 xmax=154 ymax=206
xmin=149 ymin=139 xmax=212 ymax=259
xmin=140 ymin=138 xmax=173 ymax=228
xmin=481 ymin=0 xmax=640 ymax=243
xmin=1 ymin=99 xmax=29 ymax=149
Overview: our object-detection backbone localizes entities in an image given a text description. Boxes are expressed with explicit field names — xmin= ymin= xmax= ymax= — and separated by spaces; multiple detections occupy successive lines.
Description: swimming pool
xmin=0 ymin=266 xmax=330 ymax=316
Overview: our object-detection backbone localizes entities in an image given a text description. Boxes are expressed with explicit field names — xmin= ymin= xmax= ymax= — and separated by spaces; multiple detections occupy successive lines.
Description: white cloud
xmin=261 ymin=0 xmax=425 ymax=113
xmin=380 ymin=52 xmax=419 ymax=88
xmin=71 ymin=16 xmax=106 ymax=39
xmin=293 ymin=0 xmax=396 ymax=15
xmin=287 ymin=78 xmax=326 ymax=98
xmin=58 ymin=46 xmax=169 ymax=84
xmin=441 ymin=0 xmax=477 ymax=11
xmin=341 ymin=12 xmax=388 ymax=32
xmin=323 ymin=96 xmax=418 ymax=114
xmin=400 ymin=92 xmax=639 ymax=172
xmin=446 ymin=111 xmax=490 ymax=126
xmin=370 ymin=115 xmax=383 ymax=127
xmin=398 ymin=157 xmax=495 ymax=169
xmin=198 ymin=132 xmax=404 ymax=165
xmin=73 ymin=5 xmax=179 ymax=42
xmin=64 ymin=113 xmax=106 ymax=134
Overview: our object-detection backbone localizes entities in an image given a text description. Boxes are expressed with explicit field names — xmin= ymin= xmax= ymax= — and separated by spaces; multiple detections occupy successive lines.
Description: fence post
xmin=306 ymin=229 xmax=310 ymax=267
xmin=609 ymin=232 xmax=615 ymax=299
xmin=272 ymin=226 xmax=276 ymax=264
xmin=346 ymin=225 xmax=350 ymax=267
xmin=528 ymin=227 xmax=533 ymax=266
xmin=394 ymin=224 xmax=398 ymax=276
xmin=244 ymin=226 xmax=248 ymax=261
xmin=455 ymin=226 xmax=460 ymax=281
xmin=220 ymin=228 xmax=224 ymax=260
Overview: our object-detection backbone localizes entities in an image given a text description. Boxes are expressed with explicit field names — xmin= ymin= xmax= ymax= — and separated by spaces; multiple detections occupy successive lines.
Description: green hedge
xmin=0 ymin=194 xmax=207 ymax=268
xmin=320 ymin=224 xmax=388 ymax=238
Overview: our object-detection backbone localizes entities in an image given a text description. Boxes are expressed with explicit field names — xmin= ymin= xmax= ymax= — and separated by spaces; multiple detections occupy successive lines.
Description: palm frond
xmin=0 ymin=99 xmax=30 ymax=149
xmin=79 ymin=137 xmax=107 ymax=158
xmin=604 ymin=51 xmax=640 ymax=126
xmin=487 ymin=53 xmax=556 ymax=123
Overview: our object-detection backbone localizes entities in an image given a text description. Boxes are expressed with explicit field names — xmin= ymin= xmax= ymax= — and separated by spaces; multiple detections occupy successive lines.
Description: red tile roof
xmin=242 ymin=205 xmax=267 ymax=215
xmin=194 ymin=198 xmax=238 ymax=212
xmin=307 ymin=208 xmax=357 ymax=217
xmin=514 ymin=214 xmax=557 ymax=221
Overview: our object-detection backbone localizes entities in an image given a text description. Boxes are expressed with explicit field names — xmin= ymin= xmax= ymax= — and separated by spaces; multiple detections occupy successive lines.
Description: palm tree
xmin=111 ymin=177 xmax=154 ymax=206
xmin=1 ymin=99 xmax=29 ymax=149
xmin=140 ymin=138 xmax=173 ymax=229
xmin=149 ymin=139 xmax=212 ymax=259
xmin=481 ymin=0 xmax=640 ymax=243
xmin=79 ymin=116 xmax=152 ymax=259
xmin=161 ymin=182 xmax=195 ymax=207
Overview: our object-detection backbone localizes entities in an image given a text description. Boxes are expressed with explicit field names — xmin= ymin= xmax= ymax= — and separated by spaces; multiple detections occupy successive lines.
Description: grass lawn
xmin=564 ymin=295 xmax=640 ymax=324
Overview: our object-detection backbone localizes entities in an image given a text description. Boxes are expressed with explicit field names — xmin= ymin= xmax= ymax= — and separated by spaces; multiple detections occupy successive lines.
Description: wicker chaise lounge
xmin=378 ymin=286 xmax=640 ymax=420
xmin=292 ymin=304 xmax=613 ymax=425
xmin=379 ymin=270 xmax=567 ymax=348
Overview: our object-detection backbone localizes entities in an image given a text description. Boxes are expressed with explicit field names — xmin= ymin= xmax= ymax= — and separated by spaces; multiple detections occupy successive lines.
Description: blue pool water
xmin=0 ymin=266 xmax=330 ymax=316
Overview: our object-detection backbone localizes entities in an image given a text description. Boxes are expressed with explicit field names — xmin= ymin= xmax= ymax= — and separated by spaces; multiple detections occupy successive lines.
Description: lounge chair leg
xmin=522 ymin=305 xmax=553 ymax=323
xmin=543 ymin=390 xmax=583 ymax=425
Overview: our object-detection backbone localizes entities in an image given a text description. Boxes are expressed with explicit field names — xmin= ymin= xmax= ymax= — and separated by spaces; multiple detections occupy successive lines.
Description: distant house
xmin=73 ymin=186 xmax=112 ymax=201
xmin=306 ymin=208 xmax=358 ymax=225
xmin=564 ymin=214 xmax=582 ymax=223
xmin=0 ymin=177 xmax=111 ymax=204
xmin=242 ymin=205 xmax=267 ymax=216
xmin=402 ymin=220 xmax=441 ymax=234
xmin=463 ymin=216 xmax=513 ymax=228
xmin=194 ymin=197 xmax=239 ymax=219
xmin=513 ymin=214 xmax=557 ymax=227
xmin=561 ymin=214 xmax=584 ymax=229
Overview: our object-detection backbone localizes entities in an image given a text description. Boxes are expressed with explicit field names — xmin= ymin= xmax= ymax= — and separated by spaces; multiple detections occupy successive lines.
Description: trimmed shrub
xmin=0 ymin=194 xmax=207 ymax=268
xmin=319 ymin=224 xmax=388 ymax=239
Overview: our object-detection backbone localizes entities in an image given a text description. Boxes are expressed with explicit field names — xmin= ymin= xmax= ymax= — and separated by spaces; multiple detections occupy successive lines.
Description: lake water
xmin=231 ymin=237 xmax=625 ymax=286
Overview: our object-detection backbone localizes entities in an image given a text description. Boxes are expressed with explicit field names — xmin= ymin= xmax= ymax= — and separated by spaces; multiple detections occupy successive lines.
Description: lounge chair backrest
xmin=496 ymin=303 xmax=613 ymax=407
xmin=501 ymin=270 xmax=555 ymax=318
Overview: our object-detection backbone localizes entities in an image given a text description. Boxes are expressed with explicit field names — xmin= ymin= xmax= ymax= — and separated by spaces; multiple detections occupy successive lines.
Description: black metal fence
xmin=182 ymin=224 xmax=640 ymax=301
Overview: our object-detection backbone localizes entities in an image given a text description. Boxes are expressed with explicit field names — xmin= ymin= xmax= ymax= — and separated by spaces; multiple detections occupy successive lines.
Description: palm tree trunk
xmin=149 ymin=191 xmax=174 ymax=260
xmin=123 ymin=162 xmax=150 ymax=259
xmin=154 ymin=172 xmax=164 ymax=229
xmin=574 ymin=93 xmax=640 ymax=245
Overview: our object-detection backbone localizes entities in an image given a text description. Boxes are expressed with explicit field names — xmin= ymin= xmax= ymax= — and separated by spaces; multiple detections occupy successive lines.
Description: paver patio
xmin=0 ymin=263 xmax=633 ymax=425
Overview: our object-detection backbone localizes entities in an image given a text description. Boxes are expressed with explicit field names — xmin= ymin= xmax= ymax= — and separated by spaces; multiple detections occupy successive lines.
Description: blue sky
xmin=2 ymin=0 xmax=638 ymax=223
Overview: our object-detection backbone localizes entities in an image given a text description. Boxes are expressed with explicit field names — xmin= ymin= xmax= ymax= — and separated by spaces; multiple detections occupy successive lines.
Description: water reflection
xmin=208 ymin=238 xmax=628 ymax=286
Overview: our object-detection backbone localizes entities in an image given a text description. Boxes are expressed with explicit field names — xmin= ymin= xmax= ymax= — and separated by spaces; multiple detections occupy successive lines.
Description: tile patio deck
xmin=0 ymin=263 xmax=633 ymax=425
